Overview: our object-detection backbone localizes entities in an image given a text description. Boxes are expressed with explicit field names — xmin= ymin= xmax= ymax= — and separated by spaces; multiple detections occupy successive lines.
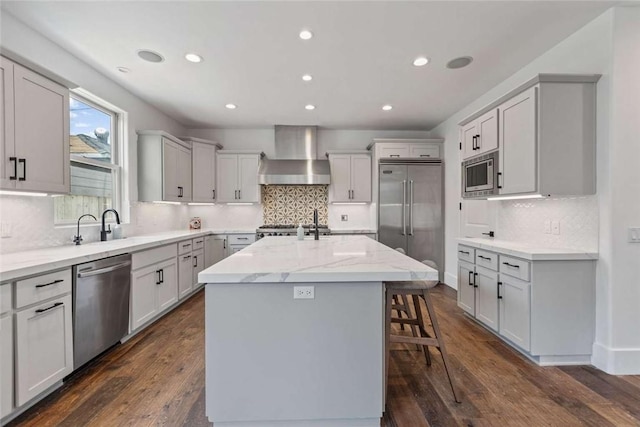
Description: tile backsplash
xmin=498 ymin=196 xmax=598 ymax=251
xmin=262 ymin=185 xmax=328 ymax=225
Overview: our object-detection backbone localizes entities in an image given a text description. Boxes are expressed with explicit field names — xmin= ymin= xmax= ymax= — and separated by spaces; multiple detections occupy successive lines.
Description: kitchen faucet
xmin=73 ymin=214 xmax=97 ymax=245
xmin=313 ymin=209 xmax=319 ymax=241
xmin=100 ymin=209 xmax=121 ymax=241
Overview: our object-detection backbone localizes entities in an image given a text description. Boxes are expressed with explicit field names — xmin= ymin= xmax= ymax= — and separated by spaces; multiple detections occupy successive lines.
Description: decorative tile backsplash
xmin=497 ymin=196 xmax=598 ymax=251
xmin=262 ymin=185 xmax=329 ymax=225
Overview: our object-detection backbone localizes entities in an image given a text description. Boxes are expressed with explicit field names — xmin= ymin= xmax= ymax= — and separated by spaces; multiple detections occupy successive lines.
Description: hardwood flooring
xmin=7 ymin=285 xmax=640 ymax=427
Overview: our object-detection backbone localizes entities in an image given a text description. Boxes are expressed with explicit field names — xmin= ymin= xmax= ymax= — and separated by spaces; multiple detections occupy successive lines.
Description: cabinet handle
xmin=178 ymin=186 xmax=183 ymax=198
xmin=182 ymin=243 xmax=191 ymax=248
xmin=237 ymin=237 xmax=249 ymax=240
xmin=195 ymin=240 xmax=203 ymax=244
xmin=35 ymin=279 xmax=64 ymax=288
xmin=497 ymin=172 xmax=503 ymax=189
xmin=502 ymin=262 xmax=520 ymax=269
xmin=458 ymin=250 xmax=470 ymax=255
xmin=497 ymin=281 xmax=503 ymax=299
xmin=473 ymin=272 xmax=478 ymax=288
xmin=160 ymin=268 xmax=164 ymax=283
xmin=419 ymin=154 xmax=431 ymax=157
xmin=156 ymin=270 xmax=161 ymax=285
xmin=18 ymin=158 xmax=26 ymax=181
xmin=475 ymin=134 xmax=481 ymax=149
xmin=193 ymin=256 xmax=198 ymax=268
xmin=478 ymin=255 xmax=491 ymax=261
xmin=9 ymin=157 xmax=17 ymax=180
xmin=183 ymin=255 xmax=191 ymax=261
xmin=472 ymin=136 xmax=477 ymax=150
xmin=390 ymin=155 xmax=400 ymax=158
xmin=35 ymin=302 xmax=63 ymax=314
xmin=212 ymin=189 xmax=216 ymax=199
xmin=468 ymin=271 xmax=473 ymax=286
xmin=223 ymin=239 xmax=226 ymax=249
xmin=238 ymin=189 xmax=241 ymax=199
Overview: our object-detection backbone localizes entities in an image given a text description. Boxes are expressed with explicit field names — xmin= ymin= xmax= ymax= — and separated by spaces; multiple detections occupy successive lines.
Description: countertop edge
xmin=457 ymin=238 xmax=599 ymax=261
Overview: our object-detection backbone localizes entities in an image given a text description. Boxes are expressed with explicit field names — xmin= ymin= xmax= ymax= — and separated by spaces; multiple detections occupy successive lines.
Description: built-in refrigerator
xmin=378 ymin=159 xmax=444 ymax=281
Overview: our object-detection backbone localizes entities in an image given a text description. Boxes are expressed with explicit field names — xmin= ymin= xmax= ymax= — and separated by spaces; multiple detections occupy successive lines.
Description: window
xmin=54 ymin=93 xmax=122 ymax=224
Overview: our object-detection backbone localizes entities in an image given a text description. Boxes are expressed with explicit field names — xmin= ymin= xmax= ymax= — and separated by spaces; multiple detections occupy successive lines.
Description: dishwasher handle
xmin=77 ymin=261 xmax=132 ymax=278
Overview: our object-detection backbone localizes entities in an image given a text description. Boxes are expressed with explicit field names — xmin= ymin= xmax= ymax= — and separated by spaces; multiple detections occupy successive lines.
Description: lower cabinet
xmin=457 ymin=261 xmax=475 ymax=316
xmin=475 ymin=266 xmax=499 ymax=332
xmin=15 ymin=294 xmax=73 ymax=406
xmin=192 ymin=248 xmax=205 ymax=286
xmin=227 ymin=234 xmax=256 ymax=255
xmin=178 ymin=252 xmax=193 ymax=300
xmin=499 ymin=275 xmax=531 ymax=351
xmin=205 ymin=235 xmax=227 ymax=268
xmin=1 ymin=313 xmax=13 ymax=418
xmin=156 ymin=259 xmax=178 ymax=312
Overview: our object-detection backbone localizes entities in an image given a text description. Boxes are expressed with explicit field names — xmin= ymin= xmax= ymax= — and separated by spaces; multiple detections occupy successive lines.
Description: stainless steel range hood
xmin=258 ymin=125 xmax=330 ymax=185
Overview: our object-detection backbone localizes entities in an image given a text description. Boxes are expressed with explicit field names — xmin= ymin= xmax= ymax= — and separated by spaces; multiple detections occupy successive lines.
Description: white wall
xmin=0 ymin=11 xmax=192 ymax=253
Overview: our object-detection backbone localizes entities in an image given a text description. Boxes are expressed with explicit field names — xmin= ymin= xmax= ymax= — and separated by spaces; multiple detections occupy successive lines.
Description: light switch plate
xmin=629 ymin=227 xmax=640 ymax=243
xmin=294 ymin=286 xmax=314 ymax=299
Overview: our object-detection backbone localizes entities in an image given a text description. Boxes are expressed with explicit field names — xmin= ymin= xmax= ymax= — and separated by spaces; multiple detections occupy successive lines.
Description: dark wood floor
xmin=8 ymin=285 xmax=640 ymax=427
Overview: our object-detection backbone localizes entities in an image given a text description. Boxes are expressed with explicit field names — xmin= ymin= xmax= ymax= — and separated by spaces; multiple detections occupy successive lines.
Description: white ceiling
xmin=2 ymin=1 xmax=615 ymax=130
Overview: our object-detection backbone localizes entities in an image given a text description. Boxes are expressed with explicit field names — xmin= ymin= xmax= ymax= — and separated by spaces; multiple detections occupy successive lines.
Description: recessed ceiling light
xmin=305 ymin=104 xmax=316 ymax=110
xmin=447 ymin=56 xmax=473 ymax=69
xmin=299 ymin=30 xmax=313 ymax=40
xmin=302 ymin=74 xmax=313 ymax=82
xmin=225 ymin=104 xmax=237 ymax=109
xmin=117 ymin=67 xmax=130 ymax=73
xmin=413 ymin=56 xmax=430 ymax=67
xmin=185 ymin=53 xmax=203 ymax=63
xmin=137 ymin=49 xmax=164 ymax=63
xmin=382 ymin=105 xmax=393 ymax=111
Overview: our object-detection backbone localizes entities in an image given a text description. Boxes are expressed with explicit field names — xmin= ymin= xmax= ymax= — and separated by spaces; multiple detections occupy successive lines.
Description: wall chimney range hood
xmin=258 ymin=125 xmax=331 ymax=185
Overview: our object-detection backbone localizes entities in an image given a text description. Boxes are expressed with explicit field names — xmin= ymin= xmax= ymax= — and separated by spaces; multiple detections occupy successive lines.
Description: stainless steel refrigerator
xmin=378 ymin=159 xmax=444 ymax=281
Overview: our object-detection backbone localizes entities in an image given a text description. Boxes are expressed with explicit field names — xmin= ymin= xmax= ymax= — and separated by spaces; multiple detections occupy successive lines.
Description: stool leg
xmin=396 ymin=294 xmax=408 ymax=331
xmin=412 ymin=294 xmax=432 ymax=366
xmin=422 ymin=289 xmax=461 ymax=403
xmin=385 ymin=288 xmax=394 ymax=404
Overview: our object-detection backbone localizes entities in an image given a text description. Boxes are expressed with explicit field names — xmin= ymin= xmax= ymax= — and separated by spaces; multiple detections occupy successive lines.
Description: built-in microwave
xmin=462 ymin=150 xmax=499 ymax=198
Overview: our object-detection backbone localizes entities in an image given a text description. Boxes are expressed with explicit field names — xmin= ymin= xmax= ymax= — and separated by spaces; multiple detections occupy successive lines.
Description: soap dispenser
xmin=297 ymin=223 xmax=304 ymax=240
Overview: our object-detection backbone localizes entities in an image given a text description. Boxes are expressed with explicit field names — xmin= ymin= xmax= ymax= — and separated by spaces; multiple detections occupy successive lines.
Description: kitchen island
xmin=199 ymin=235 xmax=437 ymax=427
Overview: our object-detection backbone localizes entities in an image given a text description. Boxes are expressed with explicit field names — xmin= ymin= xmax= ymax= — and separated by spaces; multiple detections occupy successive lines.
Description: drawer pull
xmin=419 ymin=154 xmax=431 ymax=157
xmin=390 ymin=154 xmax=400 ymax=157
xmin=183 ymin=255 xmax=191 ymax=261
xmin=35 ymin=302 xmax=63 ymax=314
xmin=195 ymin=240 xmax=203 ymax=244
xmin=458 ymin=250 xmax=470 ymax=255
xmin=237 ymin=237 xmax=249 ymax=240
xmin=478 ymin=255 xmax=491 ymax=261
xmin=182 ymin=244 xmax=191 ymax=248
xmin=35 ymin=279 xmax=63 ymax=288
xmin=503 ymin=262 xmax=520 ymax=269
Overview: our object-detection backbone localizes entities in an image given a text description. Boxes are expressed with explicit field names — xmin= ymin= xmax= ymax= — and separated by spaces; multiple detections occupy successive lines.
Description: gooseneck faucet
xmin=100 ymin=209 xmax=121 ymax=241
xmin=73 ymin=214 xmax=97 ymax=245
xmin=313 ymin=209 xmax=319 ymax=241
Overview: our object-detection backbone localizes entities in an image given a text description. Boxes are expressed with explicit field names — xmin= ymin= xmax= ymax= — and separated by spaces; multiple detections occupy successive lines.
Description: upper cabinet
xmin=328 ymin=152 xmax=372 ymax=203
xmin=1 ymin=56 xmax=70 ymax=194
xmin=459 ymin=74 xmax=599 ymax=198
xmin=182 ymin=136 xmax=223 ymax=203
xmin=368 ymin=139 xmax=442 ymax=160
xmin=137 ymin=130 xmax=192 ymax=202
xmin=461 ymin=109 xmax=498 ymax=159
xmin=216 ymin=151 xmax=261 ymax=203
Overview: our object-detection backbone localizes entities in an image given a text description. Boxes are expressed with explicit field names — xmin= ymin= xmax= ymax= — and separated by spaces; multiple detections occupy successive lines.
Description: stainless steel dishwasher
xmin=73 ymin=253 xmax=131 ymax=369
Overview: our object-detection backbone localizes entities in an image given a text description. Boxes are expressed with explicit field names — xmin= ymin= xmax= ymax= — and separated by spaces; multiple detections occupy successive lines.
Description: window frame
xmin=54 ymin=90 xmax=126 ymax=226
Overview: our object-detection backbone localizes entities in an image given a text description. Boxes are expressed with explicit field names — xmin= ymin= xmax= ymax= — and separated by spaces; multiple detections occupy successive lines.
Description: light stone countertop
xmin=330 ymin=229 xmax=377 ymax=235
xmin=458 ymin=238 xmax=598 ymax=261
xmin=199 ymin=235 xmax=437 ymax=284
xmin=0 ymin=228 xmax=255 ymax=282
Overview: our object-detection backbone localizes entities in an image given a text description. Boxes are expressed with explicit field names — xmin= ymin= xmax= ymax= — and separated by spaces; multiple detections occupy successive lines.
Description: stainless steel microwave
xmin=462 ymin=150 xmax=499 ymax=198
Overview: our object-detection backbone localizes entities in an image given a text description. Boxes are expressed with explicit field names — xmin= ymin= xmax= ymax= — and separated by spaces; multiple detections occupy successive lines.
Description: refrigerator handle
xmin=401 ymin=180 xmax=407 ymax=236
xmin=409 ymin=180 xmax=414 ymax=236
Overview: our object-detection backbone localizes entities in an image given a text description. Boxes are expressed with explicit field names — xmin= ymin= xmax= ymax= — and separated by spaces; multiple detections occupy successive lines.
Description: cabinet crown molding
xmin=367 ymin=138 xmax=444 ymax=151
xmin=179 ymin=136 xmax=223 ymax=149
xmin=137 ymin=130 xmax=191 ymax=149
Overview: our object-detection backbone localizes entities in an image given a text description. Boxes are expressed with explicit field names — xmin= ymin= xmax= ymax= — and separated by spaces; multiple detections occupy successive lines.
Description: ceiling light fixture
xmin=137 ymin=49 xmax=164 ymax=63
xmin=185 ymin=53 xmax=203 ymax=63
xmin=299 ymin=30 xmax=313 ymax=40
xmin=225 ymin=104 xmax=237 ymax=109
xmin=413 ymin=56 xmax=429 ymax=67
xmin=302 ymin=74 xmax=313 ymax=82
xmin=305 ymin=104 xmax=316 ymax=110
xmin=117 ymin=67 xmax=130 ymax=73
xmin=446 ymin=56 xmax=473 ymax=69
xmin=382 ymin=105 xmax=393 ymax=111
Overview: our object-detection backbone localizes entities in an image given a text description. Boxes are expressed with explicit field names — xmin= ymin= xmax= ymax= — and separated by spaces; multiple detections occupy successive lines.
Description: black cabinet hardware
xmin=237 ymin=237 xmax=249 ymax=240
xmin=497 ymin=172 xmax=503 ymax=189
xmin=458 ymin=250 xmax=470 ymax=255
xmin=178 ymin=186 xmax=183 ymax=197
xmin=472 ymin=136 xmax=477 ymax=150
xmin=419 ymin=154 xmax=431 ymax=157
xmin=473 ymin=272 xmax=478 ymax=287
xmin=18 ymin=158 xmax=26 ymax=181
xmin=193 ymin=256 xmax=198 ymax=268
xmin=35 ymin=279 xmax=64 ymax=289
xmin=160 ymin=269 xmax=164 ymax=283
xmin=156 ymin=270 xmax=161 ymax=285
xmin=502 ymin=262 xmax=520 ymax=269
xmin=36 ymin=302 xmax=63 ymax=314
xmin=9 ymin=157 xmax=17 ymax=180
xmin=478 ymin=255 xmax=491 ymax=260
xmin=223 ymin=239 xmax=226 ymax=249
xmin=390 ymin=154 xmax=400 ymax=158
xmin=482 ymin=231 xmax=495 ymax=237
xmin=468 ymin=271 xmax=473 ymax=286
xmin=182 ymin=243 xmax=191 ymax=248
xmin=212 ymin=189 xmax=216 ymax=199
xmin=497 ymin=281 xmax=503 ymax=299
xmin=183 ymin=255 xmax=191 ymax=261
xmin=475 ymin=134 xmax=480 ymax=150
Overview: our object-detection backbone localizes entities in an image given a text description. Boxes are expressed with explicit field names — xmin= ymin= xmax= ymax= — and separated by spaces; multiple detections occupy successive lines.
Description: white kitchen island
xmin=199 ymin=235 xmax=437 ymax=427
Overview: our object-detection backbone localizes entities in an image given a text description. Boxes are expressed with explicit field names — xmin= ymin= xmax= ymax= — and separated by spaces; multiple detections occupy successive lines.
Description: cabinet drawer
xmin=475 ymin=250 xmax=498 ymax=271
xmin=457 ymin=245 xmax=475 ymax=263
xmin=15 ymin=269 xmax=71 ymax=309
xmin=378 ymin=144 xmax=410 ymax=158
xmin=228 ymin=234 xmax=256 ymax=245
xmin=178 ymin=240 xmax=193 ymax=256
xmin=132 ymin=244 xmax=178 ymax=270
xmin=499 ymin=255 xmax=531 ymax=281
xmin=1 ymin=283 xmax=11 ymax=314
xmin=409 ymin=144 xmax=440 ymax=159
xmin=192 ymin=237 xmax=205 ymax=251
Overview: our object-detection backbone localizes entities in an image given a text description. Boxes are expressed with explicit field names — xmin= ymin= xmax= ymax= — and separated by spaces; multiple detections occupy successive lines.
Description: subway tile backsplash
xmin=262 ymin=185 xmax=329 ymax=225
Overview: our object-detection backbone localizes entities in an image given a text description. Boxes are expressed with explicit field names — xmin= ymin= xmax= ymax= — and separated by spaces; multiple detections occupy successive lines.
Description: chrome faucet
xmin=313 ymin=209 xmax=319 ymax=241
xmin=73 ymin=214 xmax=97 ymax=245
xmin=100 ymin=209 xmax=121 ymax=241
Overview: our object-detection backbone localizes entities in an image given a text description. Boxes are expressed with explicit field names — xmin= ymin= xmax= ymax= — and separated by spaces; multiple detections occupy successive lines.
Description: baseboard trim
xmin=444 ymin=272 xmax=457 ymax=290
xmin=592 ymin=342 xmax=640 ymax=375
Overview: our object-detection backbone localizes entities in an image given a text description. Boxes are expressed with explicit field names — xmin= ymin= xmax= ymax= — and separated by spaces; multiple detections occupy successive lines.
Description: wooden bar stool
xmin=385 ymin=272 xmax=461 ymax=403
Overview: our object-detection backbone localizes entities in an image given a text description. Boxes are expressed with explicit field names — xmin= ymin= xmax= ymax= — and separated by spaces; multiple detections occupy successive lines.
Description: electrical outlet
xmin=629 ymin=227 xmax=640 ymax=243
xmin=551 ymin=220 xmax=560 ymax=235
xmin=341 ymin=215 xmax=348 ymax=222
xmin=293 ymin=286 xmax=314 ymax=299
xmin=544 ymin=219 xmax=551 ymax=234
xmin=1 ymin=222 xmax=11 ymax=238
